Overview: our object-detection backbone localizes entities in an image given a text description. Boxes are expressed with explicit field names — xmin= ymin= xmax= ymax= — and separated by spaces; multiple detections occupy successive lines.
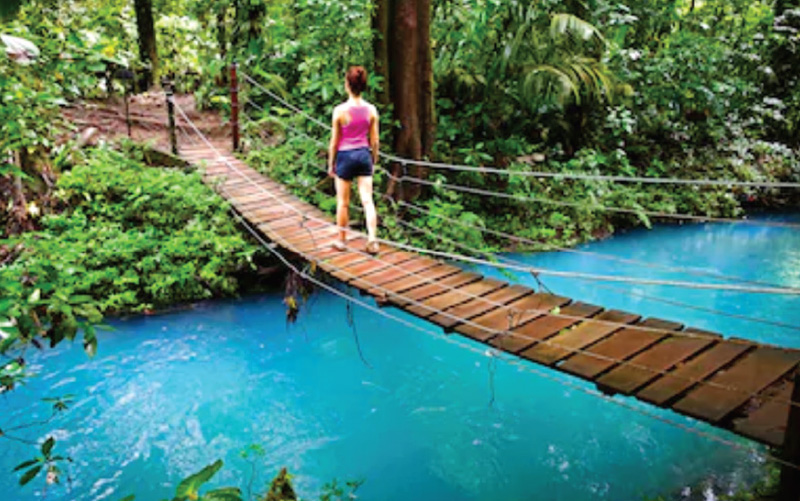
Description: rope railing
xmin=240 ymin=99 xmax=800 ymax=290
xmin=240 ymin=70 xmax=800 ymax=190
xmin=234 ymin=106 xmax=800 ymax=294
xmin=185 ymin=102 xmax=800 ymax=416
xmin=240 ymin=72 xmax=800 ymax=232
xmin=176 ymin=100 xmax=800 ymax=472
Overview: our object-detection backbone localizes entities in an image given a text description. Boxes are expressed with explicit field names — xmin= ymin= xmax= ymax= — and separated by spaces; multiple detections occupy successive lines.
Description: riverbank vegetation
xmin=2 ymin=0 xmax=799 ymax=499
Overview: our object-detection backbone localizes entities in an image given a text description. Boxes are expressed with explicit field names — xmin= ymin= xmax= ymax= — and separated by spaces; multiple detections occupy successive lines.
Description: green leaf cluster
xmin=7 ymin=146 xmax=259 ymax=314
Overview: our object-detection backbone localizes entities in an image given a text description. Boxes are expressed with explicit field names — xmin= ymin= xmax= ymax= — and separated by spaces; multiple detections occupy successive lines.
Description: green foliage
xmin=318 ymin=478 xmax=363 ymax=501
xmin=0 ymin=254 xmax=106 ymax=391
xmin=13 ymin=436 xmax=71 ymax=487
xmin=7 ymin=146 xmax=259 ymax=313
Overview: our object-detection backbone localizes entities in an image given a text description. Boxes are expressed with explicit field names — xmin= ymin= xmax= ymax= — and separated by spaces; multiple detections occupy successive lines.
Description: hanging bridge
xmin=159 ymin=69 xmax=800 ymax=495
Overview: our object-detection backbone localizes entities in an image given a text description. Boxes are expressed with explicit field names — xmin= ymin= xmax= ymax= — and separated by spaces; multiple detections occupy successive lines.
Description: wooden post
xmin=164 ymin=80 xmax=178 ymax=155
xmin=230 ymin=62 xmax=240 ymax=152
xmin=779 ymin=371 xmax=800 ymax=501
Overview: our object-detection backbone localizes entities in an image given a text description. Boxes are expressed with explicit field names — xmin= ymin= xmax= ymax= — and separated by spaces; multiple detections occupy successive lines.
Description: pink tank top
xmin=338 ymin=105 xmax=370 ymax=151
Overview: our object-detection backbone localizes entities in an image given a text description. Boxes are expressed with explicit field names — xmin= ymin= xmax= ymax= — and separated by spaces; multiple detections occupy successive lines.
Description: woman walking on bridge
xmin=328 ymin=66 xmax=380 ymax=254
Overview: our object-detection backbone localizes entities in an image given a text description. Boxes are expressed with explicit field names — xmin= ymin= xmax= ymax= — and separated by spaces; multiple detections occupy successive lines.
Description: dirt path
xmin=61 ymin=92 xmax=230 ymax=152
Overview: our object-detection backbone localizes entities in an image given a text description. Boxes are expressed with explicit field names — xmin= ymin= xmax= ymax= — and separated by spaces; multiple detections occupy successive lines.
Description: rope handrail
xmin=240 ymin=69 xmax=800 ymax=189
xmin=237 ymin=108 xmax=800 ymax=294
xmin=186 ymin=104 xmax=800 ymax=416
xmin=239 ymin=86 xmax=800 ymax=230
xmin=243 ymin=102 xmax=800 ymax=292
xmin=393 ymin=171 xmax=800 ymax=229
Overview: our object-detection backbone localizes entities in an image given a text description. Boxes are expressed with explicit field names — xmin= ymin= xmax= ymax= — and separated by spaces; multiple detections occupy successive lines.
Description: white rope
xmin=393 ymin=171 xmax=800 ymax=229
xmin=397 ymin=200 xmax=798 ymax=291
xmin=241 ymin=69 xmax=800 ymax=189
xmin=381 ymin=152 xmax=800 ymax=189
xmin=374 ymin=239 xmax=800 ymax=295
xmin=242 ymin=103 xmax=800 ymax=294
xmin=239 ymin=83 xmax=800 ymax=230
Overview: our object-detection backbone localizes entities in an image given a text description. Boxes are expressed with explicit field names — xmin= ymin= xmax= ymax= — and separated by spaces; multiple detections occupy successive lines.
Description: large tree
xmin=133 ymin=0 xmax=157 ymax=89
xmin=372 ymin=0 xmax=435 ymax=201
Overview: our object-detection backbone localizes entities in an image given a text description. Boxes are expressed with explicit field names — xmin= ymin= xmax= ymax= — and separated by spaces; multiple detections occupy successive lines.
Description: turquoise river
xmin=1 ymin=215 xmax=799 ymax=500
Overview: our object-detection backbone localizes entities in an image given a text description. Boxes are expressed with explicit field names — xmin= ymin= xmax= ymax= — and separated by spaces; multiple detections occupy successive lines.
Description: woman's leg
xmin=357 ymin=175 xmax=378 ymax=243
xmin=335 ymin=177 xmax=351 ymax=242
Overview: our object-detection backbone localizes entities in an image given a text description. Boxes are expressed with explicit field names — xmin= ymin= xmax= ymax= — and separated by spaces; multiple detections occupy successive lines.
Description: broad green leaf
xmin=203 ymin=487 xmax=242 ymax=501
xmin=41 ymin=437 xmax=55 ymax=457
xmin=19 ymin=465 xmax=42 ymax=486
xmin=175 ymin=460 xmax=224 ymax=499
xmin=13 ymin=459 xmax=40 ymax=472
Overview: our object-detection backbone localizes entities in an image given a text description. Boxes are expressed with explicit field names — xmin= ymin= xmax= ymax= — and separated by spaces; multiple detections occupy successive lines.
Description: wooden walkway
xmin=180 ymin=143 xmax=800 ymax=450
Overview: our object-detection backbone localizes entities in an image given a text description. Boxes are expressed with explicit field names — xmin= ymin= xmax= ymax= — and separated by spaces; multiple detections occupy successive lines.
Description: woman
xmin=328 ymin=65 xmax=380 ymax=254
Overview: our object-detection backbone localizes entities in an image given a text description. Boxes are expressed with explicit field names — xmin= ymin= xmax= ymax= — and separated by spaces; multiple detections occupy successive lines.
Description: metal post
xmin=230 ymin=62 xmax=240 ymax=152
xmin=164 ymin=80 xmax=178 ymax=155
xmin=779 ymin=371 xmax=800 ymax=501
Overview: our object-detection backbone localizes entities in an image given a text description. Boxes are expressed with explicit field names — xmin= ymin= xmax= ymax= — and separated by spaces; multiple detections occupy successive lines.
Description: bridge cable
xmin=241 ymin=99 xmax=800 ymax=290
xmin=240 ymin=70 xmax=800 ymax=189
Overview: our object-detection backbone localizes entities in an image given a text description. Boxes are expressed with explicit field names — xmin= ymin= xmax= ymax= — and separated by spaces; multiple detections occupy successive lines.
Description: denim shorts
xmin=336 ymin=148 xmax=373 ymax=181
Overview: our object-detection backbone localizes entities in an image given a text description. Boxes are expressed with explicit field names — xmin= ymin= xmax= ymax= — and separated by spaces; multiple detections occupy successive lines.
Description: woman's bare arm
xmin=328 ymin=108 xmax=341 ymax=177
xmin=369 ymin=106 xmax=380 ymax=164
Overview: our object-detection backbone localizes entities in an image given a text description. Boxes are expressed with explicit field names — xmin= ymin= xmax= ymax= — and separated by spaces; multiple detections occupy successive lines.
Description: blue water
xmin=1 ymin=216 xmax=798 ymax=501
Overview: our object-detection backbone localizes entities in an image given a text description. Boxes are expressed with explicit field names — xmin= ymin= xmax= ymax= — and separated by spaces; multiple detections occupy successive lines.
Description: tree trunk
xmin=217 ymin=9 xmax=227 ymax=61
xmin=134 ymin=0 xmax=158 ymax=90
xmin=371 ymin=0 xmax=390 ymax=107
xmin=374 ymin=0 xmax=435 ymax=201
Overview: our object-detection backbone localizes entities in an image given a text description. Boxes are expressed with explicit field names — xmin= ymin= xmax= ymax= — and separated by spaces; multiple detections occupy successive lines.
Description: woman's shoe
xmin=332 ymin=240 xmax=347 ymax=251
xmin=366 ymin=241 xmax=380 ymax=255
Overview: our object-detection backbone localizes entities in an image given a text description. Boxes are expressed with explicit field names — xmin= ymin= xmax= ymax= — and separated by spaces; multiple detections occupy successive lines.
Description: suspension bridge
xmin=158 ymin=68 xmax=800 ymax=497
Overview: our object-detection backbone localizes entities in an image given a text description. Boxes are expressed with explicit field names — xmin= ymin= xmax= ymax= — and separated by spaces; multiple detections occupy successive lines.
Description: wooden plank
xmin=326 ymin=258 xmax=399 ymax=282
xmin=405 ymin=278 xmax=506 ymax=319
xmin=231 ymin=191 xmax=295 ymax=205
xmin=222 ymin=179 xmax=275 ymax=192
xmin=596 ymin=335 xmax=716 ymax=395
xmin=454 ymin=293 xmax=571 ymax=342
xmin=637 ymin=341 xmax=752 ymax=406
xmin=306 ymin=237 xmax=368 ymax=259
xmin=368 ymin=264 xmax=462 ymax=297
xmin=490 ymin=302 xmax=603 ymax=353
xmin=429 ymin=285 xmax=532 ymax=330
xmin=732 ymin=377 xmax=794 ymax=447
xmin=388 ymin=272 xmax=482 ymax=308
xmin=340 ymin=253 xmax=420 ymax=279
xmin=282 ymin=228 xmax=339 ymax=250
xmin=672 ymin=347 xmax=800 ymax=423
xmin=265 ymin=215 xmax=314 ymax=232
xmin=246 ymin=207 xmax=299 ymax=225
xmin=350 ymin=258 xmax=443 ymax=292
xmin=520 ymin=310 xmax=641 ymax=365
xmin=280 ymin=220 xmax=329 ymax=238
xmin=558 ymin=318 xmax=682 ymax=380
